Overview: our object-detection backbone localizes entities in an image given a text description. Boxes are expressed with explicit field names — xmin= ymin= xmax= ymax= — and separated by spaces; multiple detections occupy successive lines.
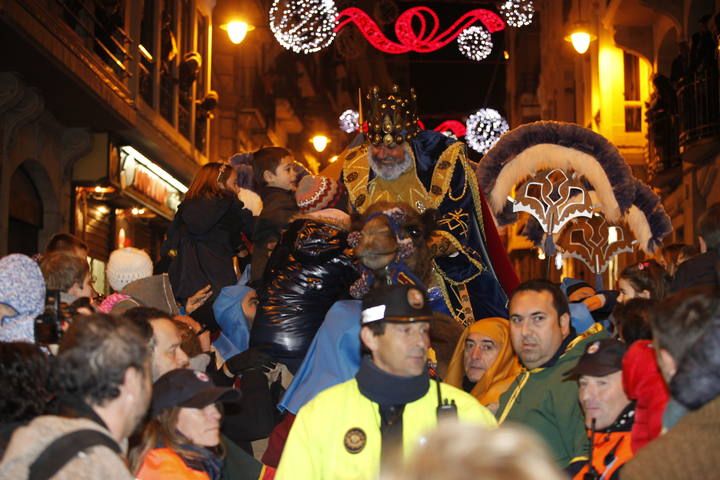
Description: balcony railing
xmin=54 ymin=0 xmax=133 ymax=82
xmin=677 ymin=70 xmax=720 ymax=157
xmin=646 ymin=106 xmax=681 ymax=189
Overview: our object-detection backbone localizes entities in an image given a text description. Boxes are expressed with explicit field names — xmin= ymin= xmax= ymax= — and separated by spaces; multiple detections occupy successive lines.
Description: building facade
xmin=505 ymin=0 xmax=720 ymax=282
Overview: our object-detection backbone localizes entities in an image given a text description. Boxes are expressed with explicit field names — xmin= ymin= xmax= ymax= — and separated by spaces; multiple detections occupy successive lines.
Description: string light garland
xmin=457 ymin=26 xmax=493 ymax=61
xmin=339 ymin=109 xmax=360 ymax=133
xmin=269 ymin=0 xmax=338 ymax=54
xmin=335 ymin=6 xmax=504 ymax=55
xmin=466 ymin=108 xmax=509 ymax=154
xmin=498 ymin=0 xmax=535 ymax=28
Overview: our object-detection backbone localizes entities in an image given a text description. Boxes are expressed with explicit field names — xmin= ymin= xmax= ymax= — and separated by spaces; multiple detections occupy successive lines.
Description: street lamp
xmin=565 ymin=23 xmax=596 ymax=54
xmin=221 ymin=20 xmax=255 ymax=45
xmin=310 ymin=135 xmax=331 ymax=153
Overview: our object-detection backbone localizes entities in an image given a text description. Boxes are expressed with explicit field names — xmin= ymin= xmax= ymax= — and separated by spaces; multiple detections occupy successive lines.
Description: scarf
xmin=355 ymin=355 xmax=429 ymax=406
xmin=177 ymin=443 xmax=224 ymax=480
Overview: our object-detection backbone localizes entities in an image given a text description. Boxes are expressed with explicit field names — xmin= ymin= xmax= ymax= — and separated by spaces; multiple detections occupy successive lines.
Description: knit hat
xmin=295 ymin=175 xmax=343 ymax=213
xmin=106 ymin=247 xmax=153 ymax=292
xmin=0 ymin=254 xmax=46 ymax=343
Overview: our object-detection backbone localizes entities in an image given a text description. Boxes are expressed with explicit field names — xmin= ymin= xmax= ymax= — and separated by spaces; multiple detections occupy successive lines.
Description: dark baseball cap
xmin=565 ymin=338 xmax=627 ymax=378
xmin=151 ymin=369 xmax=241 ymax=416
xmin=361 ymin=285 xmax=434 ymax=324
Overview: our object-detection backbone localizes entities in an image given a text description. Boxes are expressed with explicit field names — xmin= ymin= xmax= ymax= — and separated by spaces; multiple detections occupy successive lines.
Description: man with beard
xmin=496 ymin=280 xmax=607 ymax=474
xmin=338 ymin=85 xmax=518 ymax=325
xmin=0 ymin=314 xmax=152 ymax=479
xmin=275 ymin=285 xmax=496 ymax=479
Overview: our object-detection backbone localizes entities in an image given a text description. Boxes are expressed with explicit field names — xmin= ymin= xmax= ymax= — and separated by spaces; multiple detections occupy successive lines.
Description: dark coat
xmin=250 ymin=213 xmax=358 ymax=372
xmin=671 ymin=250 xmax=719 ymax=292
xmin=167 ymin=195 xmax=253 ymax=300
xmin=250 ymin=187 xmax=298 ymax=284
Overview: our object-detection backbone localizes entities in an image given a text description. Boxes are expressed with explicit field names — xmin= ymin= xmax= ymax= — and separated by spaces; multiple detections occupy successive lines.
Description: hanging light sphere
xmin=457 ymin=25 xmax=493 ymax=62
xmin=499 ymin=0 xmax=535 ymax=28
xmin=339 ymin=109 xmax=360 ymax=133
xmin=269 ymin=0 xmax=338 ymax=54
xmin=465 ymin=108 xmax=509 ymax=154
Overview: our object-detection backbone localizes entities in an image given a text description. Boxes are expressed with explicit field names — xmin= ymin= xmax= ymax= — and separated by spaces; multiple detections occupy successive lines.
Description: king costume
xmin=338 ymin=86 xmax=518 ymax=326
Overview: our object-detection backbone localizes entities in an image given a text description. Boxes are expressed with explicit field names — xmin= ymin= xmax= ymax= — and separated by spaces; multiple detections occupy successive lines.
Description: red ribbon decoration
xmin=335 ymin=6 xmax=505 ymax=54
xmin=433 ymin=120 xmax=467 ymax=137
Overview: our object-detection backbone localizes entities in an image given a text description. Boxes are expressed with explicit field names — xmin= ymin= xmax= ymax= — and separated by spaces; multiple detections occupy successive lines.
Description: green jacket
xmin=496 ymin=324 xmax=608 ymax=468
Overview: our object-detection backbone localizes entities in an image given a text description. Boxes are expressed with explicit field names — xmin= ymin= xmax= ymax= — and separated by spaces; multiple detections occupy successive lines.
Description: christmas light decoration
xmin=498 ymin=0 xmax=535 ymax=28
xmin=339 ymin=109 xmax=360 ymax=133
xmin=457 ymin=26 xmax=493 ymax=61
xmin=465 ymin=108 xmax=509 ymax=154
xmin=269 ymin=0 xmax=338 ymax=54
xmin=335 ymin=6 xmax=504 ymax=55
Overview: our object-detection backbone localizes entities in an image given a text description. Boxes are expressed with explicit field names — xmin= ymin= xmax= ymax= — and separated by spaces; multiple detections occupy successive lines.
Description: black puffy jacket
xmin=250 ymin=213 xmax=358 ymax=372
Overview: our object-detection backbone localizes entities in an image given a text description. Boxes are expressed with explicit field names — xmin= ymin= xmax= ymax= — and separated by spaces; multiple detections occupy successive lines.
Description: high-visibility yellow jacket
xmin=275 ymin=377 xmax=497 ymax=480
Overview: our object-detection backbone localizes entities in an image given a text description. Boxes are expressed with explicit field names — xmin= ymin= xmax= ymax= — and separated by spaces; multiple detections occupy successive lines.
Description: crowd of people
xmin=1 ymin=87 xmax=719 ymax=480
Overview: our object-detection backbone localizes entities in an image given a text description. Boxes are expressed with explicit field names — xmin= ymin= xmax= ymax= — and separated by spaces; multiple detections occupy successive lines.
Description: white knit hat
xmin=106 ymin=247 xmax=153 ymax=292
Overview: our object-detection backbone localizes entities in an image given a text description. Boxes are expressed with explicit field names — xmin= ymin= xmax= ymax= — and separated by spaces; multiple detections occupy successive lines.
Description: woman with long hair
xmin=131 ymin=369 xmax=260 ymax=480
xmin=165 ymin=162 xmax=261 ymax=330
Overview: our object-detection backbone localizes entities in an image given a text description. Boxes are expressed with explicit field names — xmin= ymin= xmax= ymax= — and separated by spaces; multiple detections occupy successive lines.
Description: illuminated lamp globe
xmin=564 ymin=25 xmax=595 ymax=54
xmin=310 ymin=135 xmax=331 ymax=153
xmin=221 ymin=21 xmax=255 ymax=45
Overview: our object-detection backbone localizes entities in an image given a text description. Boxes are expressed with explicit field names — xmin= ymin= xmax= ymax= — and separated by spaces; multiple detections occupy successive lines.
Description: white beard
xmin=368 ymin=149 xmax=413 ymax=181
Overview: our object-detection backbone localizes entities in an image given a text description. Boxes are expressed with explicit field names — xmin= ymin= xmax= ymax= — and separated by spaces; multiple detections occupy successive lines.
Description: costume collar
xmin=356 ymin=355 xmax=429 ymax=406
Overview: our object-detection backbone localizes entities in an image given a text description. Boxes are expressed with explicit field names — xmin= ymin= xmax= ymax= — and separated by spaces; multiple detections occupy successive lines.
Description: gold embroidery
xmin=437 ymin=210 xmax=470 ymax=238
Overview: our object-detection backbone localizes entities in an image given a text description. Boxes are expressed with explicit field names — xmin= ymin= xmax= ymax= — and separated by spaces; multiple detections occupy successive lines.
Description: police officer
xmin=275 ymin=285 xmax=497 ymax=479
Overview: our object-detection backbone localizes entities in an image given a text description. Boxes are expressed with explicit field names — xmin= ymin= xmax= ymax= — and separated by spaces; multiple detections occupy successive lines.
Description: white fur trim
xmin=490 ymin=143 xmax=623 ymax=223
xmin=237 ymin=188 xmax=263 ymax=216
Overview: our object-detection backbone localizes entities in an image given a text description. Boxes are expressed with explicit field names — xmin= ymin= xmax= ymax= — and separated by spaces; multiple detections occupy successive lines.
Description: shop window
xmin=624 ymin=51 xmax=642 ymax=132
xmin=8 ymin=167 xmax=43 ymax=256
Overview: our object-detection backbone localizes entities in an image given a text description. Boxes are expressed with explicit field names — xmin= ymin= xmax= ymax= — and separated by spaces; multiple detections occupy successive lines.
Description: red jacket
xmin=622 ymin=340 xmax=669 ymax=452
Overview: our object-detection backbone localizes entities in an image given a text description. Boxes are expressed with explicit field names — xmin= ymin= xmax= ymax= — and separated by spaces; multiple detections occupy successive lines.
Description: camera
xmin=34 ymin=289 xmax=78 ymax=345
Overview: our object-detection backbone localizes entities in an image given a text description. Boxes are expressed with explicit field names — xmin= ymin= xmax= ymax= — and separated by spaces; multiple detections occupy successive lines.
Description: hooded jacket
xmin=622 ymin=340 xmax=669 ymax=452
xmin=496 ymin=324 xmax=608 ymax=468
xmin=0 ymin=254 xmax=45 ymax=343
xmin=445 ymin=317 xmax=522 ymax=408
xmin=167 ymin=195 xmax=254 ymax=300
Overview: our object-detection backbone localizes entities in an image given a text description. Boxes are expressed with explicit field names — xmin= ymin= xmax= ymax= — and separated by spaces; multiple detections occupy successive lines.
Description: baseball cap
xmin=361 ymin=285 xmax=433 ymax=325
xmin=565 ymin=338 xmax=628 ymax=378
xmin=151 ymin=369 xmax=241 ymax=416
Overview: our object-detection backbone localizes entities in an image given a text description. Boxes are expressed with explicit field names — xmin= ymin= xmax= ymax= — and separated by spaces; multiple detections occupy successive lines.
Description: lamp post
xmin=564 ymin=0 xmax=596 ymax=54
xmin=220 ymin=20 xmax=255 ymax=45
xmin=310 ymin=134 xmax=331 ymax=153
xmin=565 ymin=23 xmax=596 ymax=54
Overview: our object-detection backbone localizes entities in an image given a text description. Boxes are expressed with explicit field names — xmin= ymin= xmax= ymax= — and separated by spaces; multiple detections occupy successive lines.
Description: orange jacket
xmin=573 ymin=423 xmax=634 ymax=480
xmin=137 ymin=448 xmax=210 ymax=480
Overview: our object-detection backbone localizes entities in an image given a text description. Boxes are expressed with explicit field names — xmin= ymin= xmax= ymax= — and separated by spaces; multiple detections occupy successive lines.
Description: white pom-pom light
xmin=339 ymin=109 xmax=359 ymax=133
xmin=466 ymin=108 xmax=509 ymax=154
xmin=457 ymin=26 xmax=493 ymax=62
xmin=499 ymin=0 xmax=535 ymax=28
xmin=269 ymin=0 xmax=338 ymax=54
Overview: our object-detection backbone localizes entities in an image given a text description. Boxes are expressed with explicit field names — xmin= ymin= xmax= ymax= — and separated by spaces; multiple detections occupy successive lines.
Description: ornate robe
xmin=340 ymin=130 xmax=518 ymax=325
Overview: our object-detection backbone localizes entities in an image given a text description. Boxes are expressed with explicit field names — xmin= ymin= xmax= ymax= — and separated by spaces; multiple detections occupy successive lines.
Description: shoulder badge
xmin=344 ymin=427 xmax=367 ymax=454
